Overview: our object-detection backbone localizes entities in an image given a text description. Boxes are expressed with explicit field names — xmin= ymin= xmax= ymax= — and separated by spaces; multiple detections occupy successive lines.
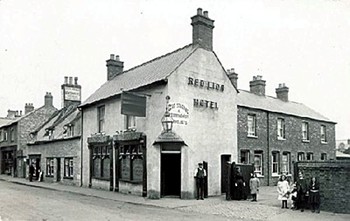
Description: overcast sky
xmin=0 ymin=0 xmax=349 ymax=140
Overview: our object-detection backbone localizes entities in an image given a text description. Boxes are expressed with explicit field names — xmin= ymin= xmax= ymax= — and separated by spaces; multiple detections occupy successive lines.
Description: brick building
xmin=0 ymin=94 xmax=57 ymax=177
xmin=228 ymin=73 xmax=336 ymax=186
xmin=79 ymin=9 xmax=238 ymax=199
xmin=26 ymin=76 xmax=82 ymax=185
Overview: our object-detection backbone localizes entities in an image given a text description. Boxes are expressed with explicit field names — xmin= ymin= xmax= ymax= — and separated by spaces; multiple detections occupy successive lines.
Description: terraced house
xmin=229 ymin=73 xmax=336 ymax=186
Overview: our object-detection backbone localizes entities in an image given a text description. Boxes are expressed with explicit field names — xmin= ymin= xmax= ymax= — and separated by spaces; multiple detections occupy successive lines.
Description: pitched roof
xmin=336 ymin=150 xmax=350 ymax=158
xmin=237 ymin=90 xmax=334 ymax=123
xmin=0 ymin=118 xmax=13 ymax=127
xmin=80 ymin=44 xmax=198 ymax=107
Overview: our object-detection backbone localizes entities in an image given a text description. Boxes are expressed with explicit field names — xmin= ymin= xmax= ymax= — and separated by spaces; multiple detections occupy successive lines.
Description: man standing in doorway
xmin=29 ymin=163 xmax=35 ymax=182
xmin=194 ymin=162 xmax=206 ymax=200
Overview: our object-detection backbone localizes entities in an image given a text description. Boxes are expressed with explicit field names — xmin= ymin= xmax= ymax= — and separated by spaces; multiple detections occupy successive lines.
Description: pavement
xmin=0 ymin=174 xmax=349 ymax=221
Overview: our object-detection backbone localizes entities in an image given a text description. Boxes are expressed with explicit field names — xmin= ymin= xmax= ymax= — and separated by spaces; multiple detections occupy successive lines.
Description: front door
xmin=161 ymin=152 xmax=181 ymax=197
xmin=221 ymin=155 xmax=231 ymax=193
xmin=56 ymin=158 xmax=61 ymax=182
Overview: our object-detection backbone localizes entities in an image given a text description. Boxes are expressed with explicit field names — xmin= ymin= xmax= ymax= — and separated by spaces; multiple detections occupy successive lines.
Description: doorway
xmin=57 ymin=158 xmax=61 ymax=182
xmin=221 ymin=155 xmax=231 ymax=194
xmin=161 ymin=152 xmax=181 ymax=197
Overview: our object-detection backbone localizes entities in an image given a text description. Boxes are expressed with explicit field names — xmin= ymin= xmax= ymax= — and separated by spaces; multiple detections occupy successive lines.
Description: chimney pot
xmin=227 ymin=68 xmax=238 ymax=89
xmin=64 ymin=76 xmax=68 ymax=84
xmin=74 ymin=77 xmax=78 ymax=85
xmin=69 ymin=77 xmax=73 ymax=85
xmin=110 ymin=54 xmax=115 ymax=60
xmin=197 ymin=8 xmax=203 ymax=15
xmin=203 ymin=11 xmax=208 ymax=17
xmin=115 ymin=55 xmax=120 ymax=61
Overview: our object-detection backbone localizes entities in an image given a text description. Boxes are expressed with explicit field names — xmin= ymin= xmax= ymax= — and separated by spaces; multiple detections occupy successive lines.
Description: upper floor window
xmin=272 ymin=152 xmax=279 ymax=175
xmin=0 ymin=130 xmax=2 ymax=141
xmin=320 ymin=125 xmax=327 ymax=143
xmin=254 ymin=151 xmax=263 ymax=175
xmin=10 ymin=128 xmax=15 ymax=142
xmin=247 ymin=114 xmax=257 ymax=137
xmin=125 ymin=115 xmax=136 ymax=130
xmin=3 ymin=130 xmax=8 ymax=141
xmin=277 ymin=118 xmax=285 ymax=139
xmin=240 ymin=150 xmax=250 ymax=164
xmin=321 ymin=153 xmax=327 ymax=160
xmin=302 ymin=122 xmax=309 ymax=141
xmin=306 ymin=152 xmax=314 ymax=161
xmin=297 ymin=152 xmax=305 ymax=161
xmin=98 ymin=106 xmax=105 ymax=133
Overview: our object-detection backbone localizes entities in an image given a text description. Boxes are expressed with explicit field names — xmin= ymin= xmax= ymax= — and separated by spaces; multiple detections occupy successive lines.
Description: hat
xmin=198 ymin=162 xmax=203 ymax=165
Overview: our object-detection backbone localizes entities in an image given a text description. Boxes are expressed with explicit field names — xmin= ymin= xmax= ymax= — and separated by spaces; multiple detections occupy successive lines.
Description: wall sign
xmin=188 ymin=77 xmax=224 ymax=92
xmin=193 ymin=99 xmax=218 ymax=109
xmin=64 ymin=87 xmax=81 ymax=101
xmin=168 ymin=103 xmax=189 ymax=125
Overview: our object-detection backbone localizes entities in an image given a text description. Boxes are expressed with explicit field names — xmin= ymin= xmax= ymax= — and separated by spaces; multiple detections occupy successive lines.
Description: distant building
xmin=79 ymin=8 xmax=238 ymax=198
xmin=26 ymin=76 xmax=82 ymax=184
xmin=0 ymin=94 xmax=57 ymax=177
xmin=231 ymin=73 xmax=336 ymax=186
xmin=336 ymin=139 xmax=350 ymax=152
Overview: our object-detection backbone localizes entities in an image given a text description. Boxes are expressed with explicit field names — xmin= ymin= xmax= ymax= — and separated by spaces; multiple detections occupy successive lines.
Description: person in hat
xmin=194 ymin=162 xmax=206 ymax=200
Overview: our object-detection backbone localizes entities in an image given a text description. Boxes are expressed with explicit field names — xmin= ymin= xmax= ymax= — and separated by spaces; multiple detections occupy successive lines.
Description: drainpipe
xmin=80 ymin=109 xmax=83 ymax=187
xmin=266 ymin=112 xmax=270 ymax=186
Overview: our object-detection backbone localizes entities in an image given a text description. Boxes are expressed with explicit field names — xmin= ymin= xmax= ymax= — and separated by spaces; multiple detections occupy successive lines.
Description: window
xmin=240 ymin=150 xmax=250 ymax=164
xmin=68 ymin=125 xmax=75 ymax=137
xmin=306 ymin=152 xmax=314 ymax=161
xmin=10 ymin=128 xmax=15 ymax=142
xmin=92 ymin=145 xmax=110 ymax=179
xmin=46 ymin=158 xmax=54 ymax=176
xmin=247 ymin=114 xmax=257 ymax=137
xmin=125 ymin=115 xmax=136 ymax=130
xmin=297 ymin=152 xmax=305 ymax=161
xmin=302 ymin=122 xmax=309 ymax=141
xmin=253 ymin=151 xmax=263 ymax=175
xmin=97 ymin=106 xmax=105 ymax=133
xmin=321 ymin=153 xmax=327 ymax=160
xmin=48 ymin=129 xmax=54 ymax=140
xmin=277 ymin=118 xmax=285 ymax=139
xmin=281 ymin=152 xmax=290 ymax=174
xmin=321 ymin=125 xmax=327 ymax=143
xmin=0 ymin=131 xmax=2 ymax=141
xmin=4 ymin=130 xmax=7 ymax=141
xmin=119 ymin=144 xmax=143 ymax=182
xmin=64 ymin=158 xmax=74 ymax=178
xmin=272 ymin=152 xmax=279 ymax=175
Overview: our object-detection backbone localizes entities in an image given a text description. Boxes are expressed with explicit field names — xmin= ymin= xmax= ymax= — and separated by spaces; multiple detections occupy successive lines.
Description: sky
xmin=0 ymin=0 xmax=349 ymax=140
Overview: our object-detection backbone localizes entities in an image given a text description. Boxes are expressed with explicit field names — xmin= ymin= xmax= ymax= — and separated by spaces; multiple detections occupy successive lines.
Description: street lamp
xmin=161 ymin=96 xmax=173 ymax=132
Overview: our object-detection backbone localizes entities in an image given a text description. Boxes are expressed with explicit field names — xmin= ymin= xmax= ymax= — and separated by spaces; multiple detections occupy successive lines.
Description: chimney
xmin=61 ymin=76 xmax=81 ymax=108
xmin=45 ymin=92 xmax=53 ymax=107
xmin=276 ymin=83 xmax=289 ymax=102
xmin=106 ymin=54 xmax=124 ymax=81
xmin=24 ymin=103 xmax=35 ymax=114
xmin=7 ymin=110 xmax=16 ymax=118
xmin=249 ymin=75 xmax=266 ymax=96
xmin=227 ymin=68 xmax=238 ymax=88
xmin=191 ymin=8 xmax=215 ymax=50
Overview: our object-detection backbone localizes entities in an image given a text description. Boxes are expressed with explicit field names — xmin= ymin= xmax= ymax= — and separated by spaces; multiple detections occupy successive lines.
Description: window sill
xmin=321 ymin=141 xmax=328 ymax=144
xmin=302 ymin=139 xmax=310 ymax=143
xmin=272 ymin=174 xmax=279 ymax=177
xmin=277 ymin=137 xmax=286 ymax=141
xmin=247 ymin=135 xmax=258 ymax=139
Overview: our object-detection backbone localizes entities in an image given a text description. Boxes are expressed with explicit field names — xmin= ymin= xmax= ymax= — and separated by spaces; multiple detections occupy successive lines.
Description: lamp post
xmin=161 ymin=96 xmax=174 ymax=132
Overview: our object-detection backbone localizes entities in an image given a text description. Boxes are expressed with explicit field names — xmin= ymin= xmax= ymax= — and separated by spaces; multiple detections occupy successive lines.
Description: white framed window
xmin=254 ymin=151 xmax=263 ymax=175
xmin=306 ymin=152 xmax=314 ymax=161
xmin=64 ymin=158 xmax=73 ymax=178
xmin=321 ymin=153 xmax=327 ymax=160
xmin=4 ymin=130 xmax=7 ymax=141
xmin=240 ymin=150 xmax=250 ymax=164
xmin=272 ymin=152 xmax=279 ymax=175
xmin=247 ymin=114 xmax=257 ymax=137
xmin=297 ymin=152 xmax=305 ymax=161
xmin=125 ymin=115 xmax=136 ymax=130
xmin=98 ymin=105 xmax=105 ymax=133
xmin=281 ymin=152 xmax=290 ymax=174
xmin=321 ymin=125 xmax=327 ymax=143
xmin=302 ymin=122 xmax=309 ymax=141
xmin=46 ymin=158 xmax=54 ymax=176
xmin=277 ymin=118 xmax=285 ymax=139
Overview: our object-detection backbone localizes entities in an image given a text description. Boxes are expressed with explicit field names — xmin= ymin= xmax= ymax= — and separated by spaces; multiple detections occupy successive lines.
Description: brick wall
xmin=237 ymin=106 xmax=336 ymax=186
xmin=296 ymin=160 xmax=350 ymax=214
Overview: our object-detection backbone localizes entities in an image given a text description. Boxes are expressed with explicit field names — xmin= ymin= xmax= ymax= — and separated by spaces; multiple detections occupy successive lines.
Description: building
xmin=0 ymin=94 xmax=57 ymax=177
xmin=79 ymin=8 xmax=238 ymax=199
xmin=230 ymin=72 xmax=336 ymax=186
xmin=336 ymin=139 xmax=350 ymax=152
xmin=26 ymin=77 xmax=82 ymax=185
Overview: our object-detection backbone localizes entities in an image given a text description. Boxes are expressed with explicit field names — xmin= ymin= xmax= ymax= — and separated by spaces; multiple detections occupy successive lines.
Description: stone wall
xmin=295 ymin=160 xmax=350 ymax=214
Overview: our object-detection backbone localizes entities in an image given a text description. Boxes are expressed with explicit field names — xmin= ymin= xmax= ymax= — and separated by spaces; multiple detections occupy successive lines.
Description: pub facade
xmin=80 ymin=9 xmax=238 ymax=199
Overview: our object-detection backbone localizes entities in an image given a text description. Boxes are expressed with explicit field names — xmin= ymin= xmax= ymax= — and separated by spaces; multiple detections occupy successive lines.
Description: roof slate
xmin=81 ymin=44 xmax=198 ymax=107
xmin=237 ymin=90 xmax=334 ymax=123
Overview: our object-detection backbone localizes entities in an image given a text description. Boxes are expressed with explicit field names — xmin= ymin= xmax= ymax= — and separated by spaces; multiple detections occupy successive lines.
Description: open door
xmin=161 ymin=152 xmax=181 ymax=197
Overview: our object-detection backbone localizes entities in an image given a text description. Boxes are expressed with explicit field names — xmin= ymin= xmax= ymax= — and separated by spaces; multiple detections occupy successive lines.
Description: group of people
xmin=277 ymin=172 xmax=321 ymax=213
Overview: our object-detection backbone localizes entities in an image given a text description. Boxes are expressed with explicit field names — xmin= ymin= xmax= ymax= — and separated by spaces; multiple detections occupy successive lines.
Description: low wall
xmin=295 ymin=160 xmax=350 ymax=214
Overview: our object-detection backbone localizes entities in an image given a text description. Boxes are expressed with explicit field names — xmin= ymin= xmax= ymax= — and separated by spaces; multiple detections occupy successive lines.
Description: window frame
xmin=281 ymin=152 xmax=291 ymax=174
xmin=247 ymin=114 xmax=257 ymax=137
xmin=240 ymin=150 xmax=250 ymax=164
xmin=119 ymin=144 xmax=144 ymax=183
xmin=277 ymin=118 xmax=286 ymax=140
xmin=321 ymin=153 xmax=327 ymax=160
xmin=92 ymin=145 xmax=111 ymax=180
xmin=64 ymin=158 xmax=74 ymax=178
xmin=125 ymin=115 xmax=136 ymax=130
xmin=46 ymin=158 xmax=54 ymax=177
xmin=10 ymin=128 xmax=15 ymax=142
xmin=253 ymin=151 xmax=263 ymax=176
xmin=306 ymin=152 xmax=314 ymax=161
xmin=271 ymin=151 xmax=279 ymax=176
xmin=297 ymin=152 xmax=305 ymax=161
xmin=320 ymin=125 xmax=327 ymax=143
xmin=97 ymin=105 xmax=105 ymax=133
xmin=302 ymin=121 xmax=309 ymax=141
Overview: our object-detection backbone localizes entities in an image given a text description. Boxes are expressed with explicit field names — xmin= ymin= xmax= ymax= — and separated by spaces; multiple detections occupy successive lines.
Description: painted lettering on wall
xmin=188 ymin=77 xmax=224 ymax=92
xmin=64 ymin=87 xmax=81 ymax=101
xmin=168 ymin=103 xmax=189 ymax=125
xmin=193 ymin=99 xmax=218 ymax=110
